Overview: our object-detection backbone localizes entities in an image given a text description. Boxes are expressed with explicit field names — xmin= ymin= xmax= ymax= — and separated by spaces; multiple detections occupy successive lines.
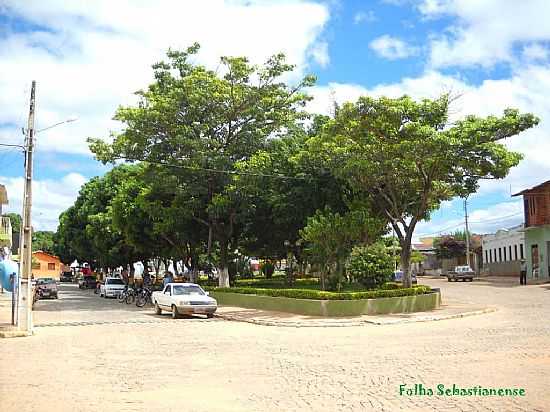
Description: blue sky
xmin=1 ymin=0 xmax=549 ymax=235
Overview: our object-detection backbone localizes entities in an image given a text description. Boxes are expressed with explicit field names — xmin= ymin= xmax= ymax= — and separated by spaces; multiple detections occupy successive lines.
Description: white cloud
xmin=369 ymin=35 xmax=418 ymax=60
xmin=0 ymin=0 xmax=330 ymax=155
xmin=353 ymin=10 xmax=376 ymax=24
xmin=419 ymin=0 xmax=550 ymax=68
xmin=1 ymin=173 xmax=87 ymax=231
xmin=523 ymin=43 xmax=550 ymax=62
xmin=309 ymin=41 xmax=330 ymax=68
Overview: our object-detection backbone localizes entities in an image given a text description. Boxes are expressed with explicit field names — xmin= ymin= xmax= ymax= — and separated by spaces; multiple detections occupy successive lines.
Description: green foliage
xmin=88 ymin=44 xmax=315 ymax=287
xmin=346 ymin=242 xmax=394 ymax=288
xmin=55 ymin=165 xmax=143 ymax=267
xmin=234 ymin=277 xmax=319 ymax=288
xmin=32 ymin=231 xmax=55 ymax=254
xmin=434 ymin=236 xmax=466 ymax=259
xmin=410 ymin=250 xmax=425 ymax=264
xmin=300 ymin=208 xmax=386 ymax=290
xmin=4 ymin=213 xmax=21 ymax=235
xmin=205 ymin=285 xmax=432 ymax=300
xmin=305 ymin=94 xmax=539 ymax=287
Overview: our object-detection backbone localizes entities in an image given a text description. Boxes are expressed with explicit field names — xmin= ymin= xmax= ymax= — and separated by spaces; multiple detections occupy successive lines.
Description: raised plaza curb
xmin=213 ymin=306 xmax=498 ymax=327
xmin=209 ymin=289 xmax=441 ymax=317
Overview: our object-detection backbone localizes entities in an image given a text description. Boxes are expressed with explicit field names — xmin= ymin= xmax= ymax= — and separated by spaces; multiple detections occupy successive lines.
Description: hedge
xmin=234 ymin=278 xmax=319 ymax=288
xmin=204 ymin=285 xmax=432 ymax=300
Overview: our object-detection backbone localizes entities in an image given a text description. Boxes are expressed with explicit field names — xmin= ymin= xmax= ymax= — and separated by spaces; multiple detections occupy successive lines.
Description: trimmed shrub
xmin=380 ymin=282 xmax=400 ymax=290
xmin=347 ymin=242 xmax=394 ymax=288
xmin=204 ymin=285 xmax=432 ymax=300
xmin=235 ymin=277 xmax=319 ymax=289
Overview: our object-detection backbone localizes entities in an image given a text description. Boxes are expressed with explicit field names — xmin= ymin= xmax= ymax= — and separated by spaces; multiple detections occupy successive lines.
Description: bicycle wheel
xmin=125 ymin=291 xmax=135 ymax=304
xmin=118 ymin=291 xmax=127 ymax=303
xmin=136 ymin=292 xmax=147 ymax=307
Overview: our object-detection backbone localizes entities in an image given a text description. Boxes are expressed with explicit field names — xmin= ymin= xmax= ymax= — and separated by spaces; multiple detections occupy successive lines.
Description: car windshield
xmin=172 ymin=285 xmax=205 ymax=296
xmin=106 ymin=278 xmax=124 ymax=285
xmin=84 ymin=276 xmax=95 ymax=280
xmin=37 ymin=278 xmax=55 ymax=284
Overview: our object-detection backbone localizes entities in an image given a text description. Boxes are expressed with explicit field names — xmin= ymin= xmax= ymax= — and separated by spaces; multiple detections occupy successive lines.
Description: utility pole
xmin=464 ymin=197 xmax=471 ymax=268
xmin=18 ymin=80 xmax=36 ymax=334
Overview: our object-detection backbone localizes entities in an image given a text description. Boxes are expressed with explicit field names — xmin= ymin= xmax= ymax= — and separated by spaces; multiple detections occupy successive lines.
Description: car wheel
xmin=154 ymin=302 xmax=162 ymax=315
xmin=206 ymin=313 xmax=214 ymax=319
xmin=171 ymin=305 xmax=179 ymax=319
xmin=447 ymin=278 xmax=451 ymax=282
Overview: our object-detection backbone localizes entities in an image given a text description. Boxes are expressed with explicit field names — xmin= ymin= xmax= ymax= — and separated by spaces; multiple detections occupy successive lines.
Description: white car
xmin=100 ymin=277 xmax=126 ymax=298
xmin=152 ymin=283 xmax=217 ymax=319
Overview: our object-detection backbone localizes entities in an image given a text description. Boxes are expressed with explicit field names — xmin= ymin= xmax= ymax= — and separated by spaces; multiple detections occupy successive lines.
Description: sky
xmin=1 ymin=0 xmax=549 ymax=240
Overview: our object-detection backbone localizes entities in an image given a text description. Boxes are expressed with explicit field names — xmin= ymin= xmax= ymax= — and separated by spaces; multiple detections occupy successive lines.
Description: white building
xmin=481 ymin=224 xmax=525 ymax=276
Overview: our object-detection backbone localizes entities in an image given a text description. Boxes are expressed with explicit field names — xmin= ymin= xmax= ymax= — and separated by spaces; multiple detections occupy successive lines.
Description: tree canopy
xmin=304 ymin=94 xmax=538 ymax=286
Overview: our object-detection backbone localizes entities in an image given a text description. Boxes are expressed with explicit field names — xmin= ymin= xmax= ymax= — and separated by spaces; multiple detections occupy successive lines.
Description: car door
xmin=159 ymin=285 xmax=171 ymax=307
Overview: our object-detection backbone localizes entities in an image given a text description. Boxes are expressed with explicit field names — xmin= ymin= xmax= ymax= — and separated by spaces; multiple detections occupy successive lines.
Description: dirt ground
xmin=1 ymin=278 xmax=549 ymax=411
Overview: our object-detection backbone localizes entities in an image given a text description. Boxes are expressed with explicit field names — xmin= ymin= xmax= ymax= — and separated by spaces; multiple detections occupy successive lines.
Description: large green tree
xmin=308 ymin=94 xmax=538 ymax=287
xmin=32 ymin=231 xmax=55 ymax=254
xmin=89 ymin=44 xmax=315 ymax=287
xmin=55 ymin=165 xmax=143 ymax=269
xmin=234 ymin=122 xmax=349 ymax=261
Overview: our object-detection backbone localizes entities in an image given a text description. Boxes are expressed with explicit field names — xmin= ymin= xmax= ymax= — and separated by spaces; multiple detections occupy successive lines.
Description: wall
xmin=525 ymin=226 xmax=550 ymax=281
xmin=481 ymin=226 xmax=524 ymax=276
xmin=32 ymin=252 xmax=61 ymax=279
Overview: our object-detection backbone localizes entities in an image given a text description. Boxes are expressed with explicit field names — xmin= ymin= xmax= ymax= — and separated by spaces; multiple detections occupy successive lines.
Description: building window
xmin=48 ymin=263 xmax=56 ymax=271
xmin=520 ymin=244 xmax=524 ymax=260
xmin=504 ymin=247 xmax=507 ymax=261
xmin=509 ymin=246 xmax=512 ymax=261
xmin=32 ymin=262 xmax=40 ymax=270
xmin=498 ymin=248 xmax=502 ymax=262
xmin=484 ymin=250 xmax=488 ymax=264
xmin=514 ymin=244 xmax=518 ymax=261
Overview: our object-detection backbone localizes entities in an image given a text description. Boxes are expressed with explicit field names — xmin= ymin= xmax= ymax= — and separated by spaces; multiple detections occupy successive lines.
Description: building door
xmin=531 ymin=244 xmax=539 ymax=278
xmin=547 ymin=242 xmax=550 ymax=278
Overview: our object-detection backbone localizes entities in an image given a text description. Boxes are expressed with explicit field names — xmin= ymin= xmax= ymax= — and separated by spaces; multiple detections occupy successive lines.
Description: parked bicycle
xmin=124 ymin=286 xmax=139 ymax=304
xmin=135 ymin=286 xmax=153 ymax=307
xmin=118 ymin=285 xmax=132 ymax=303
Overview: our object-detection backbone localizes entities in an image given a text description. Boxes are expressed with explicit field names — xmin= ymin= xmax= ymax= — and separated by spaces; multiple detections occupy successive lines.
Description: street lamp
xmin=1 ymin=118 xmax=78 ymax=151
xmin=36 ymin=117 xmax=78 ymax=134
xmin=17 ymin=111 xmax=78 ymax=334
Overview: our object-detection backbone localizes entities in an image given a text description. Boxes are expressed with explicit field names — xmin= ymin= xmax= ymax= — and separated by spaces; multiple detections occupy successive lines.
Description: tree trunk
xmin=218 ymin=238 xmax=230 ymax=288
xmin=319 ymin=266 xmax=326 ymax=291
xmin=400 ymin=240 xmax=412 ymax=288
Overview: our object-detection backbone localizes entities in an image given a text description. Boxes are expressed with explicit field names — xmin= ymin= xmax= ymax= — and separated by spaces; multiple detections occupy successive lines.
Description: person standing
xmin=520 ymin=259 xmax=527 ymax=285
xmin=121 ymin=269 xmax=129 ymax=286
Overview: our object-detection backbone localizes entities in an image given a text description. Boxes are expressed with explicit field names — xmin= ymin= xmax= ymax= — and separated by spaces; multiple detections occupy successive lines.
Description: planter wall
xmin=210 ymin=290 xmax=441 ymax=317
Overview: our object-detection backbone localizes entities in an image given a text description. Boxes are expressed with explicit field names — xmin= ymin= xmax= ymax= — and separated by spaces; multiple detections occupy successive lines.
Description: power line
xmin=115 ymin=156 xmax=312 ymax=181
xmin=415 ymin=212 xmax=524 ymax=238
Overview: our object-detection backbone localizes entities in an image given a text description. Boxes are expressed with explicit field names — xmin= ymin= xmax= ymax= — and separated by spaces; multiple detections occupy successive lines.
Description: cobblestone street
xmin=1 ymin=278 xmax=549 ymax=411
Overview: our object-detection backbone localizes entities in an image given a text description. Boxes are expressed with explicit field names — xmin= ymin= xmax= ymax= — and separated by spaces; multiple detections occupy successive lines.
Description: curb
xmin=214 ymin=306 xmax=498 ymax=328
xmin=0 ymin=330 xmax=33 ymax=338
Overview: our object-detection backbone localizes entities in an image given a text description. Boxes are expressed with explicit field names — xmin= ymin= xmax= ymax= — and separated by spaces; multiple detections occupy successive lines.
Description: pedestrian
xmin=520 ymin=259 xmax=527 ymax=285
xmin=121 ymin=269 xmax=129 ymax=286
xmin=163 ymin=271 xmax=173 ymax=287
xmin=143 ymin=269 xmax=151 ymax=287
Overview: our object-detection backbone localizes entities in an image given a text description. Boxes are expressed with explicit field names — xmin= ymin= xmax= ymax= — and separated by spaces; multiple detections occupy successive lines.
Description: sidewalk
xmin=214 ymin=301 xmax=497 ymax=327
xmin=0 ymin=290 xmax=29 ymax=337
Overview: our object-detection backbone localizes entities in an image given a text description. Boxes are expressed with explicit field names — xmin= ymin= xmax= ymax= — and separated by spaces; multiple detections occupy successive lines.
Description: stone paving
xmin=0 ymin=278 xmax=549 ymax=411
